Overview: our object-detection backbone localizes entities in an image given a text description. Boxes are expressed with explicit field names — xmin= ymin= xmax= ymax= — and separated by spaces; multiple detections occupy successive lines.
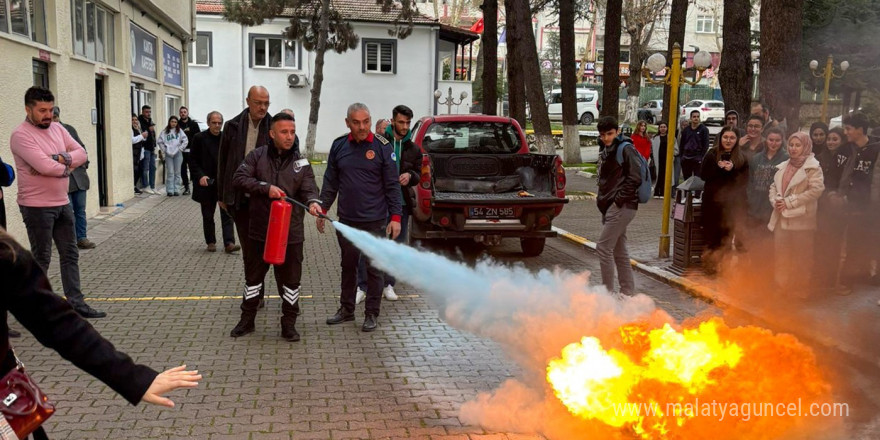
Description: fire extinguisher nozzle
xmin=284 ymin=196 xmax=335 ymax=221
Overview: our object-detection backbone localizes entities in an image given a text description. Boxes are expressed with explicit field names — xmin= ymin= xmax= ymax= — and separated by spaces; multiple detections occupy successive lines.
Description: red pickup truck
xmin=409 ymin=115 xmax=568 ymax=256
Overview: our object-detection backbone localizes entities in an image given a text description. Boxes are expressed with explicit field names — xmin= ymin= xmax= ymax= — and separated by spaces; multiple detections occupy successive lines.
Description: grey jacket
xmin=63 ymin=123 xmax=90 ymax=193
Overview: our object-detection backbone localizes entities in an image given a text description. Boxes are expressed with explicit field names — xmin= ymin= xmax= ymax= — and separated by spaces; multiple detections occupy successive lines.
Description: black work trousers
xmin=681 ymin=158 xmax=702 ymax=180
xmin=200 ymin=201 xmax=235 ymax=246
xmin=241 ymin=239 xmax=303 ymax=319
xmin=230 ymin=200 xmax=263 ymax=300
xmin=336 ymin=219 xmax=386 ymax=317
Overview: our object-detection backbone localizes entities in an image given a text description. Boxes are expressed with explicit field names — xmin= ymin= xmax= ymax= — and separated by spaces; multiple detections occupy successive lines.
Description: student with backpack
xmin=596 ymin=116 xmax=645 ymax=296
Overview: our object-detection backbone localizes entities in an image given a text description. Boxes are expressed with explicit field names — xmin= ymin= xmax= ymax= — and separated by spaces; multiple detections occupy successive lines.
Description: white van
xmin=547 ymin=88 xmax=600 ymax=125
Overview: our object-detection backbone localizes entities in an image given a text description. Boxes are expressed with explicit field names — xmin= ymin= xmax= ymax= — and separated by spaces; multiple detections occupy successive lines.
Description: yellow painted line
xmin=88 ymin=294 xmax=421 ymax=302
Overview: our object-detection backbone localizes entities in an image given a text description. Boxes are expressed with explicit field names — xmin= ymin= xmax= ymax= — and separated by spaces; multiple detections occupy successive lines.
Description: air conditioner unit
xmin=287 ymin=73 xmax=307 ymax=88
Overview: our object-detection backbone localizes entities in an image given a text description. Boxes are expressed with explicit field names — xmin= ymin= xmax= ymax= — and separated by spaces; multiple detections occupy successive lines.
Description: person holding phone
xmin=189 ymin=111 xmax=239 ymax=253
xmin=700 ymin=126 xmax=750 ymax=274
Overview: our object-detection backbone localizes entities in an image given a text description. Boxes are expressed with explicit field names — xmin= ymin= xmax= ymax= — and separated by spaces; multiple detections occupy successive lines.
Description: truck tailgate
xmin=433 ymin=191 xmax=568 ymax=206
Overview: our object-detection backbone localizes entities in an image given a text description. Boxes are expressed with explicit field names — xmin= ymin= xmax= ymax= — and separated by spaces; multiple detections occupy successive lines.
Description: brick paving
xmin=8 ymin=166 xmax=711 ymax=439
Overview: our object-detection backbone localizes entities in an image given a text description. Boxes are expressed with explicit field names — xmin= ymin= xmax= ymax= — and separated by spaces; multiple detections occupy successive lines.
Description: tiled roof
xmin=196 ymin=0 xmax=437 ymax=25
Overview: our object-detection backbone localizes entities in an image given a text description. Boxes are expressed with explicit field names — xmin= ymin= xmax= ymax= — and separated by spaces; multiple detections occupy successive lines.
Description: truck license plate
xmin=468 ymin=207 xmax=516 ymax=219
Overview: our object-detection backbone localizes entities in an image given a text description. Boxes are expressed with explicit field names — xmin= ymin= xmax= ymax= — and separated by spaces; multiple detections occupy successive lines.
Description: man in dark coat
xmin=217 ymin=85 xmax=272 ymax=305
xmin=138 ymin=105 xmax=158 ymax=194
xmin=53 ymin=107 xmax=95 ymax=250
xmin=189 ymin=111 xmax=239 ymax=253
xmin=178 ymin=106 xmax=201 ymax=195
xmin=231 ymin=112 xmax=320 ymax=341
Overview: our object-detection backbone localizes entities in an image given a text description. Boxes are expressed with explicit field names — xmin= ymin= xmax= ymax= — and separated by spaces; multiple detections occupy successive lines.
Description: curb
xmin=551 ymin=226 xmax=878 ymax=366
xmin=552 ymin=225 xmax=724 ymax=307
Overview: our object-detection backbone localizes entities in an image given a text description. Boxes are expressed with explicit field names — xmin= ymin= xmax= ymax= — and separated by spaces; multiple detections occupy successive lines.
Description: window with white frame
xmin=696 ymin=15 xmax=715 ymax=33
xmin=70 ymin=0 xmax=115 ymax=64
xmin=188 ymin=31 xmax=212 ymax=66
xmin=250 ymin=34 xmax=299 ymax=69
xmin=362 ymin=39 xmax=396 ymax=74
xmin=1 ymin=0 xmax=47 ymax=43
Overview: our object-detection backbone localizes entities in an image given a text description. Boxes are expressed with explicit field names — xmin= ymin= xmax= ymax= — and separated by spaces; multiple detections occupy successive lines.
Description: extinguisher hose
xmin=284 ymin=196 xmax=335 ymax=221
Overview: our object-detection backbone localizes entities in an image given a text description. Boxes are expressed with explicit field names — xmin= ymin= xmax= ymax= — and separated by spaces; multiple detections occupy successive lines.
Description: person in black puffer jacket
xmin=231 ymin=112 xmax=320 ymax=342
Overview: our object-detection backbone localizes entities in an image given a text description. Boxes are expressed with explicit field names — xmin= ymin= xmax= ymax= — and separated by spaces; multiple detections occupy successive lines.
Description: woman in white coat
xmin=768 ymin=131 xmax=825 ymax=294
xmin=157 ymin=116 xmax=188 ymax=196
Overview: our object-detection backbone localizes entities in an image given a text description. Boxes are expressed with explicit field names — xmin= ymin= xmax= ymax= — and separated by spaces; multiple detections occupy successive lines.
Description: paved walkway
xmin=8 ymin=168 xmax=708 ymax=439
xmin=554 ymin=170 xmax=880 ymax=365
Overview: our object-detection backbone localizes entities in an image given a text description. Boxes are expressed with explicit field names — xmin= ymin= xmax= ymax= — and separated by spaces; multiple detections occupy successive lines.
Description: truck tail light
xmin=555 ymin=156 xmax=566 ymax=191
xmin=420 ymin=155 xmax=431 ymax=189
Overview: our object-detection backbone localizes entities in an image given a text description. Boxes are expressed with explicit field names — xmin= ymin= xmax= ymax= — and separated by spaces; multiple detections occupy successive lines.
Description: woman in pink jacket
xmin=768 ymin=131 xmax=825 ymax=295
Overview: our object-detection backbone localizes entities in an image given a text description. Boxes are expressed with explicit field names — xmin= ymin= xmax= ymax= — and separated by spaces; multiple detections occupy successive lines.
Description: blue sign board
xmin=163 ymin=43 xmax=182 ymax=87
xmin=130 ymin=22 xmax=157 ymax=78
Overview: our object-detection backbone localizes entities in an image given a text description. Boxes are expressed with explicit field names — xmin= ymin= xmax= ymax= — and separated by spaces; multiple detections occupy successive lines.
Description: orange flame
xmin=546 ymin=318 xmax=831 ymax=439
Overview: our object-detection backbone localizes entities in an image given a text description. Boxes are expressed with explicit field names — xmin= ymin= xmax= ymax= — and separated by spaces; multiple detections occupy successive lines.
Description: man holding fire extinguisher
xmin=230 ymin=112 xmax=321 ymax=341
xmin=313 ymin=103 xmax=402 ymax=333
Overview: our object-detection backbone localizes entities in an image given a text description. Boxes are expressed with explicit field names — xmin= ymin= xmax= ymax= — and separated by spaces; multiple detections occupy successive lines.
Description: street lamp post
xmin=750 ymin=50 xmax=760 ymax=101
xmin=809 ymin=55 xmax=849 ymax=123
xmin=643 ymin=43 xmax=712 ymax=259
xmin=434 ymin=87 xmax=469 ymax=115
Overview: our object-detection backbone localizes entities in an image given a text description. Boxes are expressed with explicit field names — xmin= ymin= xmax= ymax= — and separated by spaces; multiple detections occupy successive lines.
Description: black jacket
xmin=63 ymin=123 xmax=90 ymax=193
xmin=0 ymin=234 xmax=158 ymax=407
xmin=189 ymin=130 xmax=222 ymax=204
xmin=679 ymin=123 xmax=710 ymax=160
xmin=217 ymin=108 xmax=271 ymax=209
xmin=178 ymin=117 xmax=201 ymax=150
xmin=137 ymin=115 xmax=156 ymax=151
xmin=396 ymin=138 xmax=422 ymax=213
xmin=233 ymin=144 xmax=319 ymax=243
xmin=597 ymin=135 xmax=642 ymax=215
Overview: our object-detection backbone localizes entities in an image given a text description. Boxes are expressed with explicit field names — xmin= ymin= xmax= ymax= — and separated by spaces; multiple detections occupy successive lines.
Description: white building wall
xmin=189 ymin=16 xmax=439 ymax=154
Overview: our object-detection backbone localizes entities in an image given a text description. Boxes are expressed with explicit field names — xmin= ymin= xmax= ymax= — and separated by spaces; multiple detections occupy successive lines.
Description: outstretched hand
xmin=141 ymin=365 xmax=202 ymax=408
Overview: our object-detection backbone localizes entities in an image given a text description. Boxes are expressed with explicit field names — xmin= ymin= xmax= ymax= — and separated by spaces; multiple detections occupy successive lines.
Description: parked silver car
xmin=638 ymin=99 xmax=663 ymax=123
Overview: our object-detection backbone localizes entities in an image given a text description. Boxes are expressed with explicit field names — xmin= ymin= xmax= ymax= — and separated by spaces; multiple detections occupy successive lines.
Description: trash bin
xmin=669 ymin=176 xmax=705 ymax=275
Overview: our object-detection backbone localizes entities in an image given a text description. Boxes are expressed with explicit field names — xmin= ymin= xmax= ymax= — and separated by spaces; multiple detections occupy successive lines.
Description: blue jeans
xmin=68 ymin=190 xmax=88 ymax=241
xmin=140 ymin=149 xmax=157 ymax=189
xmin=357 ymin=210 xmax=409 ymax=289
xmin=164 ymin=152 xmax=183 ymax=194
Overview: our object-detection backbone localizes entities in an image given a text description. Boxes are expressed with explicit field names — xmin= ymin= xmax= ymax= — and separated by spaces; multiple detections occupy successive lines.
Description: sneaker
xmin=355 ymin=287 xmax=366 ymax=304
xmin=76 ymin=239 xmax=96 ymax=250
xmin=225 ymin=243 xmax=241 ymax=254
xmin=144 ymin=188 xmax=155 ymax=195
xmin=182 ymin=187 xmax=190 ymax=195
xmin=382 ymin=285 xmax=399 ymax=301
xmin=173 ymin=192 xmax=180 ymax=196
xmin=167 ymin=193 xmax=173 ymax=197
xmin=73 ymin=303 xmax=107 ymax=318
xmin=134 ymin=188 xmax=143 ymax=194
xmin=206 ymin=243 xmax=217 ymax=252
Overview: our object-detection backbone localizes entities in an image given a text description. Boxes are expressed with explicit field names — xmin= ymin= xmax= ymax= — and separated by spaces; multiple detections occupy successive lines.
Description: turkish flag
xmin=470 ymin=17 xmax=484 ymax=33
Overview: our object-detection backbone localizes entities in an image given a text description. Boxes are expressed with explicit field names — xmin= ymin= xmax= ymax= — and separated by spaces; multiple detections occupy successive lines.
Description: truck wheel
xmin=580 ymin=113 xmax=594 ymax=125
xmin=521 ymin=238 xmax=546 ymax=257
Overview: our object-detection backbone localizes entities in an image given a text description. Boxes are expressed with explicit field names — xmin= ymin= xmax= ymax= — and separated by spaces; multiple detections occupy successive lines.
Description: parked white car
xmin=679 ymin=100 xmax=725 ymax=125
xmin=547 ymin=88 xmax=600 ymax=125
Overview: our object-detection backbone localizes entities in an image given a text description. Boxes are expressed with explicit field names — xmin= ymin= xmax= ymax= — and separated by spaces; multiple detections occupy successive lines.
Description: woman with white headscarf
xmin=768 ymin=131 xmax=825 ymax=294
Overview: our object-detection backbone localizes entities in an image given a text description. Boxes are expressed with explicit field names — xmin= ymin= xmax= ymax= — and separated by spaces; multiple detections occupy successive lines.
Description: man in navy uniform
xmin=313 ymin=103 xmax=402 ymax=332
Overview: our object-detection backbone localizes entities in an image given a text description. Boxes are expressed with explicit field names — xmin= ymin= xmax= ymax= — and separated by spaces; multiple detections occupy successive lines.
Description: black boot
xmin=281 ymin=317 xmax=300 ymax=342
xmin=182 ymin=185 xmax=190 ymax=195
xmin=230 ymin=315 xmax=255 ymax=337
xmin=280 ymin=296 xmax=301 ymax=341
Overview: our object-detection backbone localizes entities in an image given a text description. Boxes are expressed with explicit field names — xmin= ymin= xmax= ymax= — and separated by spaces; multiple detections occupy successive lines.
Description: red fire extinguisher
xmin=264 ymin=198 xmax=292 ymax=264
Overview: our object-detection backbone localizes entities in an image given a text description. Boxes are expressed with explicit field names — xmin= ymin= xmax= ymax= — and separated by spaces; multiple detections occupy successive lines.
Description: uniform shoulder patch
xmin=374 ymin=134 xmax=390 ymax=146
